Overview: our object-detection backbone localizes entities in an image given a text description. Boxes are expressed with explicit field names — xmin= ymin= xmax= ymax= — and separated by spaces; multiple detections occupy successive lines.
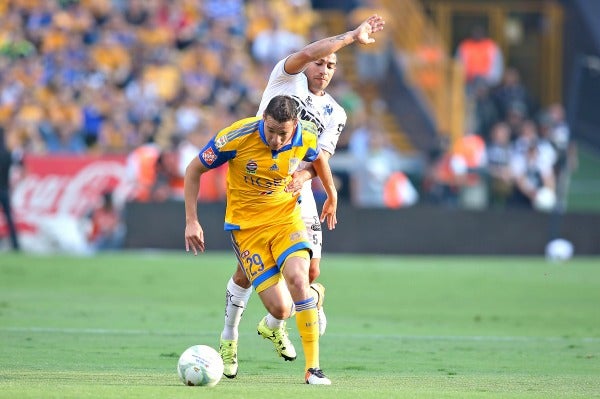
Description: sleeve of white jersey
xmin=318 ymin=103 xmax=347 ymax=156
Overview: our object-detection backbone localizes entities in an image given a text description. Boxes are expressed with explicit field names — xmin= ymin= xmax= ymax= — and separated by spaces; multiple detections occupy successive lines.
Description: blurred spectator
xmin=251 ymin=16 xmax=305 ymax=69
xmin=455 ymin=25 xmax=504 ymax=95
xmin=424 ymin=133 xmax=487 ymax=208
xmin=280 ymin=0 xmax=321 ymax=39
xmin=410 ymin=31 xmax=445 ymax=94
xmin=348 ymin=0 xmax=392 ymax=85
xmin=470 ymin=77 xmax=500 ymax=139
xmin=87 ymin=190 xmax=125 ymax=251
xmin=512 ymin=119 xmax=555 ymax=174
xmin=492 ymin=67 xmax=533 ymax=120
xmin=0 ymin=129 xmax=23 ymax=251
xmin=509 ymin=142 xmax=556 ymax=210
xmin=486 ymin=122 xmax=513 ymax=207
xmin=125 ymin=135 xmax=162 ymax=202
xmin=350 ymin=126 xmax=404 ymax=208
xmin=540 ymin=103 xmax=577 ymax=210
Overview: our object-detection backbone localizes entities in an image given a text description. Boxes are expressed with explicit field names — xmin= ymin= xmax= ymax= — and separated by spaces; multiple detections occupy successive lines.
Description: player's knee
xmin=265 ymin=301 xmax=292 ymax=320
xmin=232 ymin=266 xmax=251 ymax=288
xmin=285 ymin=273 xmax=309 ymax=296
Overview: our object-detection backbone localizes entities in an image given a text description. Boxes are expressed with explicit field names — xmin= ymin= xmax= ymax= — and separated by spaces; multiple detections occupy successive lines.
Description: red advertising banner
xmin=1 ymin=154 xmax=132 ymax=252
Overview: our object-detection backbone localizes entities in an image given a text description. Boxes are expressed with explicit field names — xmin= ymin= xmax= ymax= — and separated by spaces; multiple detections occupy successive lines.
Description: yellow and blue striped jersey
xmin=198 ymin=116 xmax=320 ymax=230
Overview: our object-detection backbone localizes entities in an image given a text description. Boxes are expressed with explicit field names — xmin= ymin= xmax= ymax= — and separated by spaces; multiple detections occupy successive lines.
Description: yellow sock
xmin=294 ymin=299 xmax=319 ymax=370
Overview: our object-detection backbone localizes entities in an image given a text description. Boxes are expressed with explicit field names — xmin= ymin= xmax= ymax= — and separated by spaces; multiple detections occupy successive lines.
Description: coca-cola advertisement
xmin=0 ymin=154 xmax=132 ymax=254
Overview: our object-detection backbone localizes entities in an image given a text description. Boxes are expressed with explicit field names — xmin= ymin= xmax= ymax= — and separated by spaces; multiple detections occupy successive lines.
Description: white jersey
xmin=257 ymin=57 xmax=347 ymax=258
xmin=257 ymin=58 xmax=347 ymax=156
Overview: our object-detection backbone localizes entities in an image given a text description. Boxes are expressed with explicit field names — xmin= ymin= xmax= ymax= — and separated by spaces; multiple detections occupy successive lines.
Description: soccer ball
xmin=545 ymin=238 xmax=574 ymax=262
xmin=177 ymin=345 xmax=224 ymax=387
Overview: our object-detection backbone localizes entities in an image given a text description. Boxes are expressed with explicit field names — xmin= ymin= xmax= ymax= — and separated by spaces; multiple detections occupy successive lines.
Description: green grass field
xmin=1 ymin=251 xmax=599 ymax=398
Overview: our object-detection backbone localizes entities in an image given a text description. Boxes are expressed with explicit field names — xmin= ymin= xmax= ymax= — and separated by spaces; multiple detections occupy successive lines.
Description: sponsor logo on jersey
xmin=246 ymin=160 xmax=258 ymax=174
xmin=269 ymin=163 xmax=279 ymax=171
xmin=259 ymin=191 xmax=274 ymax=195
xmin=215 ymin=136 xmax=228 ymax=149
xmin=201 ymin=147 xmax=217 ymax=165
xmin=288 ymin=158 xmax=300 ymax=174
xmin=310 ymin=222 xmax=322 ymax=232
xmin=244 ymin=175 xmax=284 ymax=188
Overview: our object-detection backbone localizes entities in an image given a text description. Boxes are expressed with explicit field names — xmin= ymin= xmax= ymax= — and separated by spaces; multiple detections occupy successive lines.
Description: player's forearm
xmin=313 ymin=155 xmax=337 ymax=202
xmin=184 ymin=164 xmax=202 ymax=222
xmin=296 ymin=31 xmax=356 ymax=63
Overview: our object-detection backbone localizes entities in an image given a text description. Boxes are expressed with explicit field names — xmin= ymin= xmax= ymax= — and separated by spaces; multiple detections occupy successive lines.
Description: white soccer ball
xmin=177 ymin=345 xmax=224 ymax=387
xmin=533 ymin=187 xmax=557 ymax=212
xmin=545 ymin=238 xmax=574 ymax=262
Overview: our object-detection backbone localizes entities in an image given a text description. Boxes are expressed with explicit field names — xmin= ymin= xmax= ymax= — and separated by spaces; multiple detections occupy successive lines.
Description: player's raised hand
xmin=320 ymin=197 xmax=337 ymax=231
xmin=353 ymin=14 xmax=385 ymax=45
xmin=185 ymin=220 xmax=205 ymax=255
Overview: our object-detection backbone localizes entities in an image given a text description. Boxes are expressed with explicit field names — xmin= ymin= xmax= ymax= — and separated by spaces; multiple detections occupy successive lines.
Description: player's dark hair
xmin=264 ymin=95 xmax=299 ymax=123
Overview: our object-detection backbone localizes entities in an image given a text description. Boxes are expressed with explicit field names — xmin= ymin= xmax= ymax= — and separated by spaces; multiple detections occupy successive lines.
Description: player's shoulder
xmin=300 ymin=119 xmax=319 ymax=137
xmin=215 ymin=116 xmax=260 ymax=149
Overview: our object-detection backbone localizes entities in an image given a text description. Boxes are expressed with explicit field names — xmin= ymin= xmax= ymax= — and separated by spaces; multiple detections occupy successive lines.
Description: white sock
xmin=264 ymin=301 xmax=295 ymax=330
xmin=221 ymin=278 xmax=252 ymax=341
xmin=265 ymin=313 xmax=285 ymax=330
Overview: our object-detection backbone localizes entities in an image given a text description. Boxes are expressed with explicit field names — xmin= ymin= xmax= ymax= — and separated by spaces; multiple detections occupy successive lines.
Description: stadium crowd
xmin=0 ymin=0 xmax=576 ymax=212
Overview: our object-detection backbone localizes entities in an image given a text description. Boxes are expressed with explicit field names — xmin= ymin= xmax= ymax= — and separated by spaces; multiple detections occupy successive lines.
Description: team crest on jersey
xmin=215 ymin=135 xmax=228 ymax=149
xmin=201 ymin=147 xmax=217 ymax=165
xmin=245 ymin=160 xmax=258 ymax=174
xmin=305 ymin=96 xmax=313 ymax=107
xmin=288 ymin=158 xmax=300 ymax=174
xmin=290 ymin=231 xmax=302 ymax=241
xmin=324 ymin=104 xmax=333 ymax=116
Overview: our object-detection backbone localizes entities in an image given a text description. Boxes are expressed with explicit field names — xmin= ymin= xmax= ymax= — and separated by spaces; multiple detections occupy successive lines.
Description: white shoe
xmin=305 ymin=368 xmax=332 ymax=385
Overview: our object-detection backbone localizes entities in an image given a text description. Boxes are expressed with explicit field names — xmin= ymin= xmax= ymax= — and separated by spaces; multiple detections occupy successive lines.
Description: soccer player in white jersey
xmin=218 ymin=14 xmax=385 ymax=379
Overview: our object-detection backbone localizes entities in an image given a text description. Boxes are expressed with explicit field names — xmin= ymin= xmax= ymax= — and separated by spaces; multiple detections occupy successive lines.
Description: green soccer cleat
xmin=305 ymin=367 xmax=332 ymax=385
xmin=310 ymin=282 xmax=327 ymax=336
xmin=257 ymin=316 xmax=297 ymax=361
xmin=218 ymin=338 xmax=238 ymax=378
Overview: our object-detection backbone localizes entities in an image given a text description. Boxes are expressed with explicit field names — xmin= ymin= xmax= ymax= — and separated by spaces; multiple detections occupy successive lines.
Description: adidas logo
xmin=269 ymin=164 xmax=279 ymax=171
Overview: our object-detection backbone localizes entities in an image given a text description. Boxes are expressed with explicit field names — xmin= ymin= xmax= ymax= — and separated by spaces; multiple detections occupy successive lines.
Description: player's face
xmin=263 ymin=115 xmax=298 ymax=151
xmin=304 ymin=54 xmax=337 ymax=95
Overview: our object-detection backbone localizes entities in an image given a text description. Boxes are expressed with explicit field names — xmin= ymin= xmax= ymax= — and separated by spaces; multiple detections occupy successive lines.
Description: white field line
xmin=1 ymin=327 xmax=599 ymax=343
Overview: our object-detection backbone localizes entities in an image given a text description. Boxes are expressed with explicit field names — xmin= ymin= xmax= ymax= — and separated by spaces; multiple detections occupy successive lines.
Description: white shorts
xmin=299 ymin=181 xmax=322 ymax=259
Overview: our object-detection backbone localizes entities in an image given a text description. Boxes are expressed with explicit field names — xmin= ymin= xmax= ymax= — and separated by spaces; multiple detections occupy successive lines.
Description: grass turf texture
xmin=1 ymin=252 xmax=599 ymax=398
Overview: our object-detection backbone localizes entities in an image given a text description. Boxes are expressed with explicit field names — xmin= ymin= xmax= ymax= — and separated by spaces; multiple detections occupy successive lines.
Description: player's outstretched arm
xmin=184 ymin=156 xmax=209 ymax=255
xmin=284 ymin=14 xmax=385 ymax=74
xmin=312 ymin=152 xmax=338 ymax=230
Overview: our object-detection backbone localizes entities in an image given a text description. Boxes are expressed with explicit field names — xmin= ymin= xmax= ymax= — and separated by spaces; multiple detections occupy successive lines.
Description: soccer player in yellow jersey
xmin=217 ymin=13 xmax=385 ymax=380
xmin=184 ymin=95 xmax=337 ymax=385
